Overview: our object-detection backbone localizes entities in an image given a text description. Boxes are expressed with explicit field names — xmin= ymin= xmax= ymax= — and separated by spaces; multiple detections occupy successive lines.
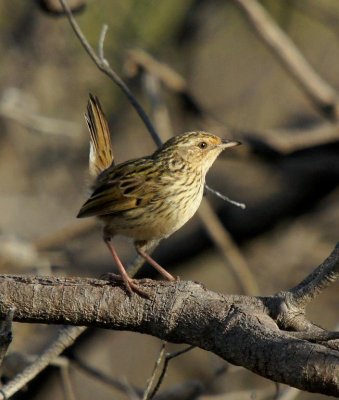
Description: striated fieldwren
xmin=77 ymin=94 xmax=240 ymax=295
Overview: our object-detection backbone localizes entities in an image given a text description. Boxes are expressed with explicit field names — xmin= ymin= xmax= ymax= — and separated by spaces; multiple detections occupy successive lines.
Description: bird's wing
xmin=77 ymin=158 xmax=162 ymax=218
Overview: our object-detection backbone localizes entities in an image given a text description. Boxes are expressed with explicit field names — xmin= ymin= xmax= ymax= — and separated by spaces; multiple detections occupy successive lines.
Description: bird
xmin=77 ymin=94 xmax=241 ymax=296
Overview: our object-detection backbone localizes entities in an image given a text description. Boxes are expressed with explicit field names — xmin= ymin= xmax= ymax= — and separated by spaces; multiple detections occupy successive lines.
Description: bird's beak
xmin=220 ymin=139 xmax=242 ymax=149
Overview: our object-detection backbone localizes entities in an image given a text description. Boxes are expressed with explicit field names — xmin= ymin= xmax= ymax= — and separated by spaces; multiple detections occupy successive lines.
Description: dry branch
xmin=59 ymin=0 xmax=162 ymax=147
xmin=234 ymin=0 xmax=339 ymax=119
xmin=0 ymin=326 xmax=86 ymax=399
xmin=239 ymin=122 xmax=339 ymax=154
xmin=123 ymin=47 xmax=339 ymax=154
xmin=0 ymin=244 xmax=338 ymax=396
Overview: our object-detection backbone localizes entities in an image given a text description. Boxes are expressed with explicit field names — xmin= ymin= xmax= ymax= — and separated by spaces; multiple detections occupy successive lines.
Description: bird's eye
xmin=198 ymin=141 xmax=207 ymax=149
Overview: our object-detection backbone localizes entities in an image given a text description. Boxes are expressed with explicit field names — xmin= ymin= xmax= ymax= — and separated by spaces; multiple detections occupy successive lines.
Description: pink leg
xmin=105 ymin=239 xmax=148 ymax=297
xmin=137 ymin=247 xmax=175 ymax=281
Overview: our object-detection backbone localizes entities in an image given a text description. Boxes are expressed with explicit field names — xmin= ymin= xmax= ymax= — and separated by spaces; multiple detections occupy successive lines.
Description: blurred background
xmin=0 ymin=0 xmax=339 ymax=399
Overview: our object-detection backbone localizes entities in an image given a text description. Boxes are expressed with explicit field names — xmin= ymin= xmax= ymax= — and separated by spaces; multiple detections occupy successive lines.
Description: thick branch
xmin=0 ymin=275 xmax=338 ymax=396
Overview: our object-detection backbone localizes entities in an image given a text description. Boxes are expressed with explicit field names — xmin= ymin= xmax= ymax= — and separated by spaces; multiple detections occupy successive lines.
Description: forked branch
xmin=0 ymin=244 xmax=338 ymax=396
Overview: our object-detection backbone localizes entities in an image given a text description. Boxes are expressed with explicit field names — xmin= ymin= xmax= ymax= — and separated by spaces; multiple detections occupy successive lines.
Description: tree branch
xmin=289 ymin=243 xmax=339 ymax=308
xmin=0 ymin=245 xmax=338 ymax=398
xmin=0 ymin=325 xmax=85 ymax=399
xmin=59 ymin=0 xmax=162 ymax=147
xmin=234 ymin=0 xmax=339 ymax=119
xmin=238 ymin=122 xmax=339 ymax=154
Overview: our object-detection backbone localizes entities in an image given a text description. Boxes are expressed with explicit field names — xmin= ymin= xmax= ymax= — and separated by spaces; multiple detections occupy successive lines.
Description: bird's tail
xmin=85 ymin=94 xmax=114 ymax=178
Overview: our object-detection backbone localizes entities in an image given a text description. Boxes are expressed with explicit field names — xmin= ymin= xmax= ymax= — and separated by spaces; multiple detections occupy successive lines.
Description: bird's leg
xmin=104 ymin=237 xmax=148 ymax=297
xmin=136 ymin=242 xmax=176 ymax=281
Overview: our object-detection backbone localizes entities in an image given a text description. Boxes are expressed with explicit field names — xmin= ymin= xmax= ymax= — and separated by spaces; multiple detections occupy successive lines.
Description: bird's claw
xmin=102 ymin=272 xmax=150 ymax=299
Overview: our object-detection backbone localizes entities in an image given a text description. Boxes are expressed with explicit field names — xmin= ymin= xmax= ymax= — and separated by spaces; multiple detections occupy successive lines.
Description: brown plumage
xmin=78 ymin=94 xmax=241 ymax=296
xmin=85 ymin=94 xmax=113 ymax=178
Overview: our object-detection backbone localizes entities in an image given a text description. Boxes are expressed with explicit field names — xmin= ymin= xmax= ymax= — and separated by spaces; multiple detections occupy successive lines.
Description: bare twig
xmin=144 ymin=344 xmax=195 ymax=400
xmin=239 ymin=122 xmax=339 ymax=154
xmin=73 ymin=354 xmax=142 ymax=396
xmin=0 ymin=88 xmax=80 ymax=137
xmin=0 ymin=326 xmax=86 ymax=399
xmin=234 ymin=0 xmax=339 ymax=119
xmin=98 ymin=24 xmax=109 ymax=63
xmin=74 ymin=352 xmax=204 ymax=400
xmin=125 ymin=49 xmax=187 ymax=93
xmin=59 ymin=0 xmax=162 ymax=147
xmin=142 ymin=73 xmax=173 ymax=141
xmin=289 ymin=243 xmax=339 ymax=308
xmin=143 ymin=342 xmax=166 ymax=400
xmin=198 ymin=199 xmax=258 ymax=295
xmin=204 ymin=184 xmax=245 ymax=209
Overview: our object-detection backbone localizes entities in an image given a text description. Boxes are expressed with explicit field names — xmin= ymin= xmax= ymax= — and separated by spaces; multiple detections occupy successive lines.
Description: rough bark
xmin=0 ymin=275 xmax=338 ymax=396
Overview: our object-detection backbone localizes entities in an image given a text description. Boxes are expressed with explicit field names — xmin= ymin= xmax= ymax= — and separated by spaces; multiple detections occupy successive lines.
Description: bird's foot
xmin=102 ymin=272 xmax=150 ymax=299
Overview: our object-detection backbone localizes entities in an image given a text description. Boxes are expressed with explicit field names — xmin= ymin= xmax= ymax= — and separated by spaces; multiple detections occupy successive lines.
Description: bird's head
xmin=153 ymin=131 xmax=241 ymax=175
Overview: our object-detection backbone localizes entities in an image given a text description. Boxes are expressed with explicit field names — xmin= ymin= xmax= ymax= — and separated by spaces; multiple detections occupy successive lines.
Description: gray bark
xmin=0 ymin=274 xmax=338 ymax=396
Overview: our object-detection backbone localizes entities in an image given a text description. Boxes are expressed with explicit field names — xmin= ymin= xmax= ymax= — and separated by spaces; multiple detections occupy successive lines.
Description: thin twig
xmin=143 ymin=342 xmax=166 ymax=400
xmin=73 ymin=355 xmax=143 ymax=397
xmin=59 ymin=0 xmax=162 ymax=147
xmin=198 ymin=199 xmax=258 ymax=295
xmin=98 ymin=24 xmax=109 ymax=63
xmin=0 ymin=88 xmax=80 ymax=137
xmin=146 ymin=345 xmax=195 ymax=400
xmin=239 ymin=122 xmax=339 ymax=154
xmin=125 ymin=49 xmax=187 ymax=93
xmin=234 ymin=0 xmax=339 ymax=119
xmin=204 ymin=184 xmax=245 ymax=209
xmin=59 ymin=361 xmax=77 ymax=400
xmin=289 ymin=242 xmax=339 ymax=308
xmin=142 ymin=73 xmax=173 ymax=141
xmin=0 ymin=326 xmax=86 ymax=399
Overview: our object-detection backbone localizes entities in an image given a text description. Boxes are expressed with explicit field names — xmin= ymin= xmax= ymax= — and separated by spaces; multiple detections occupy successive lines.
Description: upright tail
xmin=85 ymin=94 xmax=114 ymax=178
